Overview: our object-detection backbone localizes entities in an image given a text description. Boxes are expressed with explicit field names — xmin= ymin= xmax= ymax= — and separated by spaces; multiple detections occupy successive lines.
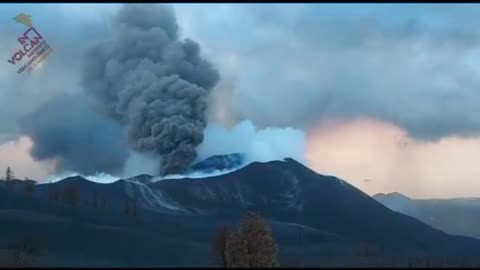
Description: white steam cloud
xmin=153 ymin=119 xmax=309 ymax=182
xmin=44 ymin=171 xmax=119 ymax=184
xmin=196 ymin=120 xmax=308 ymax=165
xmin=42 ymin=119 xmax=307 ymax=184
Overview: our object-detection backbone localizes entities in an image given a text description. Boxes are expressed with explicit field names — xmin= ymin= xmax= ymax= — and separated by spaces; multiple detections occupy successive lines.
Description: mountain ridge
xmin=2 ymin=156 xmax=480 ymax=266
xmin=374 ymin=192 xmax=480 ymax=240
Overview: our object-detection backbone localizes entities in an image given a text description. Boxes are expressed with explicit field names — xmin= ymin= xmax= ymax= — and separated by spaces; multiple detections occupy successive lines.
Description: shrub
xmin=223 ymin=212 xmax=280 ymax=268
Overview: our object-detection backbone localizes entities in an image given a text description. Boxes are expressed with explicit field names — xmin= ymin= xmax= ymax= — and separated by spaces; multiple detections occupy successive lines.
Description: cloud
xmin=4 ymin=4 xmax=480 ymax=147
xmin=3 ymin=4 xmax=480 ymax=199
xmin=0 ymin=136 xmax=54 ymax=180
xmin=19 ymin=93 xmax=129 ymax=175
xmin=0 ymin=4 xmax=112 ymax=139
xmin=175 ymin=4 xmax=480 ymax=140
xmin=306 ymin=118 xmax=480 ymax=198
xmin=197 ymin=120 xmax=307 ymax=165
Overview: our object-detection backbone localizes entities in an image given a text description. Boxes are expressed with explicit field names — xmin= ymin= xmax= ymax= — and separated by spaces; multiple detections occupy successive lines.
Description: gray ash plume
xmin=82 ymin=4 xmax=220 ymax=175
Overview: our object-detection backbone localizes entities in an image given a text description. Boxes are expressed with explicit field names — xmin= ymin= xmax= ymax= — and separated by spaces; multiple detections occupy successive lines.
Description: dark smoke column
xmin=83 ymin=4 xmax=220 ymax=175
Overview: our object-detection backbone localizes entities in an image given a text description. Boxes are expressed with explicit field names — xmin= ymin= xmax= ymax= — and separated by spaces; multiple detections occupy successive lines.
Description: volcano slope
xmin=1 ymin=157 xmax=480 ymax=267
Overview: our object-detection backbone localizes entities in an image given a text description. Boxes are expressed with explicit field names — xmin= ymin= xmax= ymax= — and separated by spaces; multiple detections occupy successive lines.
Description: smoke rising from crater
xmin=82 ymin=4 xmax=220 ymax=175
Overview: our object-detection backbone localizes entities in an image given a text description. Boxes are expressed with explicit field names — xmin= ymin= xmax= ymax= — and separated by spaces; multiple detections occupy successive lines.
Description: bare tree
xmin=124 ymin=195 xmax=139 ymax=218
xmin=49 ymin=188 xmax=61 ymax=203
xmin=132 ymin=192 xmax=139 ymax=218
xmin=224 ymin=212 xmax=280 ymax=267
xmin=62 ymin=185 xmax=81 ymax=207
xmin=92 ymin=191 xmax=99 ymax=209
xmin=5 ymin=166 xmax=15 ymax=190
xmin=5 ymin=166 xmax=14 ymax=181
xmin=101 ymin=197 xmax=107 ymax=209
xmin=124 ymin=197 xmax=132 ymax=216
xmin=23 ymin=178 xmax=36 ymax=197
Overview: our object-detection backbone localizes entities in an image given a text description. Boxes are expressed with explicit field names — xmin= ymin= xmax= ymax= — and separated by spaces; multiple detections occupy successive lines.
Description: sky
xmin=2 ymin=3 xmax=480 ymax=198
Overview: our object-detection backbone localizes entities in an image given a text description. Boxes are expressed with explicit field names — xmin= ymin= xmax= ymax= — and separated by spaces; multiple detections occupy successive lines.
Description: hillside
xmin=1 ymin=157 xmax=480 ymax=266
xmin=374 ymin=192 xmax=480 ymax=240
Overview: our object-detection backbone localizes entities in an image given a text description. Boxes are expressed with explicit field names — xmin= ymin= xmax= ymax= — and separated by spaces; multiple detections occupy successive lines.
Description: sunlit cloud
xmin=306 ymin=118 xmax=480 ymax=198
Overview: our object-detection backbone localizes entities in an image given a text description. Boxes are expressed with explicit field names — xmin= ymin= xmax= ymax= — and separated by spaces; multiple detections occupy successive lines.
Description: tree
xmin=6 ymin=235 xmax=40 ymax=267
xmin=356 ymin=243 xmax=379 ymax=258
xmin=92 ymin=191 xmax=99 ymax=209
xmin=124 ymin=197 xmax=133 ymax=216
xmin=62 ymin=185 xmax=80 ymax=207
xmin=223 ymin=212 xmax=280 ymax=267
xmin=49 ymin=188 xmax=61 ymax=203
xmin=5 ymin=166 xmax=14 ymax=181
xmin=124 ymin=195 xmax=139 ymax=218
xmin=23 ymin=179 xmax=36 ymax=197
xmin=132 ymin=193 xmax=138 ymax=218
xmin=101 ymin=197 xmax=107 ymax=209
xmin=5 ymin=167 xmax=15 ymax=190
xmin=212 ymin=225 xmax=233 ymax=267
